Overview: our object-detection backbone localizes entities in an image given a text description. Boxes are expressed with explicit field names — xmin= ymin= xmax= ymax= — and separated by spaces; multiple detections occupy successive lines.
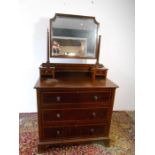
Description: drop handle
xmin=56 ymin=130 xmax=60 ymax=135
xmin=56 ymin=113 xmax=61 ymax=118
xmin=92 ymin=112 xmax=96 ymax=118
xmin=93 ymin=95 xmax=98 ymax=101
xmin=56 ymin=96 xmax=61 ymax=102
xmin=90 ymin=128 xmax=95 ymax=133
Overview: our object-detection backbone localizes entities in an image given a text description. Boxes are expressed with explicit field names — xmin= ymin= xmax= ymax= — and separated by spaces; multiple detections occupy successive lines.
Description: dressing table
xmin=34 ymin=13 xmax=118 ymax=153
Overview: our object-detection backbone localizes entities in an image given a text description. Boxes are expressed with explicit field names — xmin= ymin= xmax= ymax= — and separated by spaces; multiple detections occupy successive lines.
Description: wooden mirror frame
xmin=48 ymin=13 xmax=100 ymax=63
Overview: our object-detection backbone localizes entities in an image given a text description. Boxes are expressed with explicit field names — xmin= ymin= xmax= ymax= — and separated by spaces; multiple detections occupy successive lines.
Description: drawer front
xmin=41 ymin=91 xmax=113 ymax=106
xmin=41 ymin=92 xmax=77 ymax=104
xmin=96 ymin=69 xmax=106 ymax=75
xmin=43 ymin=124 xmax=107 ymax=139
xmin=42 ymin=107 xmax=109 ymax=123
xmin=41 ymin=68 xmax=54 ymax=75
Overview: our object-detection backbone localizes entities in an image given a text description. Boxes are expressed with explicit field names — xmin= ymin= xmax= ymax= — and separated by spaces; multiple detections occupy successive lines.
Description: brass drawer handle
xmin=56 ymin=96 xmax=61 ymax=102
xmin=92 ymin=112 xmax=96 ymax=117
xmin=90 ymin=128 xmax=95 ymax=133
xmin=45 ymin=70 xmax=48 ymax=73
xmin=93 ymin=95 xmax=98 ymax=101
xmin=56 ymin=130 xmax=60 ymax=135
xmin=56 ymin=113 xmax=61 ymax=118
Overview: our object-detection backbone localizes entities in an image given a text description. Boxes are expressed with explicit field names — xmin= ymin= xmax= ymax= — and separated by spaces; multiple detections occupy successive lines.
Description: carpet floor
xmin=19 ymin=111 xmax=135 ymax=155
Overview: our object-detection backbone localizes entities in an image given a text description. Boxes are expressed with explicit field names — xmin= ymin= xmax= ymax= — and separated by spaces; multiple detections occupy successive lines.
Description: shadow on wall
xmin=33 ymin=18 xmax=49 ymax=64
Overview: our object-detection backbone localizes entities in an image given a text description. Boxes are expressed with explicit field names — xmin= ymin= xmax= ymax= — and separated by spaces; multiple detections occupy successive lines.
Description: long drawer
xmin=41 ymin=107 xmax=110 ymax=125
xmin=40 ymin=90 xmax=113 ymax=107
xmin=43 ymin=123 xmax=108 ymax=140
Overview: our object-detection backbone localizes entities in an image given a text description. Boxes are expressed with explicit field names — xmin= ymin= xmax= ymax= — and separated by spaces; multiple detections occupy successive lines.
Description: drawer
xmin=41 ymin=91 xmax=113 ymax=107
xmin=41 ymin=92 xmax=77 ymax=104
xmin=43 ymin=124 xmax=107 ymax=139
xmin=42 ymin=107 xmax=109 ymax=123
xmin=40 ymin=68 xmax=55 ymax=77
xmin=96 ymin=69 xmax=106 ymax=75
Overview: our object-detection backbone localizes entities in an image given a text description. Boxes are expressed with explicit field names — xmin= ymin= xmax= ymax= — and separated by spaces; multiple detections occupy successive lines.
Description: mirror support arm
xmin=96 ymin=35 xmax=101 ymax=66
xmin=47 ymin=28 xmax=50 ymax=64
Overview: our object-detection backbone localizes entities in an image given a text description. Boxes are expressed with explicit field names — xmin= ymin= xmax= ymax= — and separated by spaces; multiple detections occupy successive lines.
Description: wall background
xmin=18 ymin=0 xmax=134 ymax=112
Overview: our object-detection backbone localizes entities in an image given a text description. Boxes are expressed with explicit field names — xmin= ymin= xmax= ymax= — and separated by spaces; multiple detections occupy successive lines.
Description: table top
xmin=34 ymin=76 xmax=118 ymax=89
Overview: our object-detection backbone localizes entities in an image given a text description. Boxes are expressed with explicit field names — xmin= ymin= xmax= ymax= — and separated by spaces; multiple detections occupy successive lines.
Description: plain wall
xmin=18 ymin=0 xmax=135 ymax=112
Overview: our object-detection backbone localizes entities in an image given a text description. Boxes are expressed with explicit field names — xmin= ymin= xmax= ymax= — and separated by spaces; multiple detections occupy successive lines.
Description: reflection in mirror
xmin=50 ymin=14 xmax=99 ymax=59
xmin=52 ymin=36 xmax=87 ymax=57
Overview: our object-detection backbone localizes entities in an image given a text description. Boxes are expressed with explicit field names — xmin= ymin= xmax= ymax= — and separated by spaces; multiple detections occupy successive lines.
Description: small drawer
xmin=42 ymin=107 xmax=109 ymax=123
xmin=41 ymin=92 xmax=77 ymax=104
xmin=43 ymin=124 xmax=107 ymax=139
xmin=40 ymin=68 xmax=55 ymax=77
xmin=41 ymin=69 xmax=52 ymax=75
xmin=96 ymin=69 xmax=106 ymax=75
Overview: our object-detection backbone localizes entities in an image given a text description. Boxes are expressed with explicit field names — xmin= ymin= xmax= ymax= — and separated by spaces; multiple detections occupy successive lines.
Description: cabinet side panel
xmin=105 ymin=89 xmax=116 ymax=135
xmin=36 ymin=90 xmax=43 ymax=141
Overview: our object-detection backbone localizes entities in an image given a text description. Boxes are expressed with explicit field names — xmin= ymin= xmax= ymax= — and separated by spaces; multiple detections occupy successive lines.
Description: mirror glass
xmin=50 ymin=14 xmax=99 ymax=59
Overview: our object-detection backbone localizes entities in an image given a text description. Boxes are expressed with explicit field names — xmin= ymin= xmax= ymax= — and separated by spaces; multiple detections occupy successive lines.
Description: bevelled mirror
xmin=49 ymin=13 xmax=99 ymax=59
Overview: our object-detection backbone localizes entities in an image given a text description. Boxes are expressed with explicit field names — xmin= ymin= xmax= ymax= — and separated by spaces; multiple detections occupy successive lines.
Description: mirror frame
xmin=49 ymin=13 xmax=100 ymax=60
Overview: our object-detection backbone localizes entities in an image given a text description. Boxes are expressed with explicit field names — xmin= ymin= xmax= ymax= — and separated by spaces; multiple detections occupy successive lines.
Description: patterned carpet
xmin=19 ymin=111 xmax=135 ymax=155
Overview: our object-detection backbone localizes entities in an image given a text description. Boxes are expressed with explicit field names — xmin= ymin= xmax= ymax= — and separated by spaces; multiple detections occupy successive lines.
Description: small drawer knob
xmin=45 ymin=70 xmax=48 ymax=73
xmin=56 ymin=130 xmax=60 ymax=135
xmin=93 ymin=95 xmax=98 ymax=101
xmin=56 ymin=96 xmax=61 ymax=102
xmin=92 ymin=112 xmax=96 ymax=117
xmin=56 ymin=113 xmax=61 ymax=118
xmin=90 ymin=128 xmax=95 ymax=133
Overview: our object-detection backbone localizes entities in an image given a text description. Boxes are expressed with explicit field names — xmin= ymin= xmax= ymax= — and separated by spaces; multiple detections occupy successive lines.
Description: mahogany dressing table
xmin=34 ymin=13 xmax=118 ymax=153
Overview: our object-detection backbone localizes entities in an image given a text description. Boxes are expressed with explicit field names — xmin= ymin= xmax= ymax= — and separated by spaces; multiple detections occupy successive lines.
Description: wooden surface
xmin=35 ymin=13 xmax=118 ymax=152
xmin=34 ymin=76 xmax=118 ymax=89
